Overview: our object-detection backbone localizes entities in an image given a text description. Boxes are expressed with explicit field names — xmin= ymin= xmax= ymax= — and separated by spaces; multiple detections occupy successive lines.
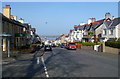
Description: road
xmin=2 ymin=47 xmax=118 ymax=77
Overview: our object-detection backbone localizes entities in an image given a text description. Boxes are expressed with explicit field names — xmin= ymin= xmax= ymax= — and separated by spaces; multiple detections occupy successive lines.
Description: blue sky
xmin=2 ymin=2 xmax=118 ymax=36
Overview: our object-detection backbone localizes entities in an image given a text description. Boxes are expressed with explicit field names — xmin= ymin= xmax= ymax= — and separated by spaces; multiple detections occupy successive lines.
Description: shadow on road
xmin=41 ymin=48 xmax=89 ymax=77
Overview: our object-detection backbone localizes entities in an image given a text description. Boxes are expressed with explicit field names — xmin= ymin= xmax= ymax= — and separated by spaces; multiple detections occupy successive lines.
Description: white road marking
xmin=41 ymin=56 xmax=49 ymax=77
xmin=37 ymin=57 xmax=40 ymax=64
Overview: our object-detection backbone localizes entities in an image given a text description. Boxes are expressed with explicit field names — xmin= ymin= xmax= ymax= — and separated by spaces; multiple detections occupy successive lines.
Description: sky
xmin=1 ymin=2 xmax=118 ymax=36
xmin=2 ymin=0 xmax=120 ymax=2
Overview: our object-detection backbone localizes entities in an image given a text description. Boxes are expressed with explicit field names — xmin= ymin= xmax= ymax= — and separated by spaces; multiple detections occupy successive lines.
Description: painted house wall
xmin=102 ymin=23 xmax=109 ymax=40
xmin=95 ymin=24 xmax=103 ymax=38
xmin=109 ymin=28 xmax=116 ymax=38
xmin=116 ymin=24 xmax=120 ymax=38
xmin=102 ymin=23 xmax=120 ymax=40
xmin=76 ymin=30 xmax=82 ymax=41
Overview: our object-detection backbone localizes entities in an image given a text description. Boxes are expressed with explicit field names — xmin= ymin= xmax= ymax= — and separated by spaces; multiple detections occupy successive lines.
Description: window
xmin=69 ymin=43 xmax=75 ymax=45
xmin=109 ymin=30 xmax=113 ymax=35
xmin=103 ymin=29 xmax=107 ymax=35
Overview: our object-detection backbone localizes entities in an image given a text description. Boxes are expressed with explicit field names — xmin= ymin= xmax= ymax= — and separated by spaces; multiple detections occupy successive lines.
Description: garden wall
xmin=105 ymin=46 xmax=120 ymax=54
xmin=81 ymin=46 xmax=94 ymax=50
xmin=101 ymin=43 xmax=120 ymax=54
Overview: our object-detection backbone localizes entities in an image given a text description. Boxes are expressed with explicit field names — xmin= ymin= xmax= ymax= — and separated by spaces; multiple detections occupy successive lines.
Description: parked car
xmin=60 ymin=44 xmax=66 ymax=48
xmin=44 ymin=45 xmax=52 ymax=51
xmin=66 ymin=42 xmax=76 ymax=50
xmin=52 ymin=44 xmax=56 ymax=47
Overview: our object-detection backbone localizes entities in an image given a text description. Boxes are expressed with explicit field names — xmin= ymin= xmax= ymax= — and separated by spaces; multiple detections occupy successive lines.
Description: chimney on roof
xmin=74 ymin=25 xmax=78 ymax=27
xmin=88 ymin=18 xmax=96 ymax=24
xmin=80 ymin=22 xmax=85 ymax=25
xmin=112 ymin=16 xmax=115 ymax=20
xmin=3 ymin=5 xmax=11 ymax=18
xmin=105 ymin=12 xmax=111 ymax=19
xmin=18 ymin=18 xmax=24 ymax=23
xmin=11 ymin=15 xmax=17 ymax=20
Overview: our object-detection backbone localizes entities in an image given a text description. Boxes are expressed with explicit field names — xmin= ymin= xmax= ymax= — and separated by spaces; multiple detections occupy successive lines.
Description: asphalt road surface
xmin=2 ymin=47 xmax=118 ymax=77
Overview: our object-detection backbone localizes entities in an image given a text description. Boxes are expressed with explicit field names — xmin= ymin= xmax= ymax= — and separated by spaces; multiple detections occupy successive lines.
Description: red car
xmin=66 ymin=42 xmax=76 ymax=50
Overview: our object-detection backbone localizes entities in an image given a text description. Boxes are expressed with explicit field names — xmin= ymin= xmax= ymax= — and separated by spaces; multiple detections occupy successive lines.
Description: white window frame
xmin=109 ymin=29 xmax=113 ymax=35
xmin=103 ymin=29 xmax=107 ymax=35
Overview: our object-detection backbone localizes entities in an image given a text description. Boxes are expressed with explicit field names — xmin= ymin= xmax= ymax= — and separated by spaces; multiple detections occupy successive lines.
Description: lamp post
xmin=7 ymin=39 xmax=10 ymax=57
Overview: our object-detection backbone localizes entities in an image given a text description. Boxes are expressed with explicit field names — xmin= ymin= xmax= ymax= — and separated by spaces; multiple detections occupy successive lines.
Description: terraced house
xmin=0 ymin=5 xmax=27 ymax=52
xmin=0 ymin=5 xmax=39 ymax=53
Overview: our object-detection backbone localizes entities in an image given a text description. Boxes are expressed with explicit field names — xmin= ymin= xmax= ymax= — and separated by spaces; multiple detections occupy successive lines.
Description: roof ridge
xmin=109 ymin=21 xmax=114 ymax=27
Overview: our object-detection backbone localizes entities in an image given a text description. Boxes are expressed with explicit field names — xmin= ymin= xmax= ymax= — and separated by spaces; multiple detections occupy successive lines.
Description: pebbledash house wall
xmin=95 ymin=24 xmax=103 ymax=38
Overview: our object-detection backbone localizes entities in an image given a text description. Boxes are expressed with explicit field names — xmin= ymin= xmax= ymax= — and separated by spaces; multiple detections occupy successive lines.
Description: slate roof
xmin=74 ymin=27 xmax=78 ymax=31
xmin=110 ymin=17 xmax=120 ymax=28
xmin=94 ymin=19 xmax=105 ymax=29
xmin=104 ymin=20 xmax=112 ymax=28
xmin=1 ymin=13 xmax=25 ymax=27
xmin=74 ymin=17 xmax=120 ymax=31
xmin=84 ymin=24 xmax=91 ymax=31
xmin=78 ymin=25 xmax=85 ymax=30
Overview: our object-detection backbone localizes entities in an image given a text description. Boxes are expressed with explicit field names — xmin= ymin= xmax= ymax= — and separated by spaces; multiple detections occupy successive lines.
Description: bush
xmin=74 ymin=41 xmax=101 ymax=46
xmin=81 ymin=42 xmax=97 ymax=46
xmin=117 ymin=38 xmax=120 ymax=41
xmin=74 ymin=41 xmax=82 ymax=44
xmin=105 ymin=41 xmax=120 ymax=48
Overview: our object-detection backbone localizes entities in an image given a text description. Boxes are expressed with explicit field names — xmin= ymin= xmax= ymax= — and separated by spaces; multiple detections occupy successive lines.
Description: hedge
xmin=74 ymin=42 xmax=100 ymax=46
xmin=81 ymin=42 xmax=97 ymax=46
xmin=105 ymin=41 xmax=120 ymax=48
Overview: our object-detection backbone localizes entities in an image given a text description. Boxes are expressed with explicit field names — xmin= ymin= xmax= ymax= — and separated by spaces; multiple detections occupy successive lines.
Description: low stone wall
xmin=81 ymin=46 xmax=94 ymax=50
xmin=101 ymin=43 xmax=120 ymax=54
xmin=105 ymin=46 xmax=120 ymax=54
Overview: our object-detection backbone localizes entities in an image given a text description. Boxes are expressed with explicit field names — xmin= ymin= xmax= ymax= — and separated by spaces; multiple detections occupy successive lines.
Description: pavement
xmin=2 ymin=47 xmax=118 ymax=78
xmin=77 ymin=49 xmax=118 ymax=59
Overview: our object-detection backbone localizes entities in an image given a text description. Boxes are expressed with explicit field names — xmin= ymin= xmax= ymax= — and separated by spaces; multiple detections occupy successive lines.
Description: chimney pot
xmin=112 ymin=16 xmax=115 ymax=20
xmin=6 ymin=5 xmax=10 ymax=7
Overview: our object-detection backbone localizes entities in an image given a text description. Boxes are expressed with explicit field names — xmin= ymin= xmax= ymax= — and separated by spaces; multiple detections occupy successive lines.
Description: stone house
xmin=1 ymin=14 xmax=27 ymax=52
xmin=1 ymin=5 xmax=26 ymax=52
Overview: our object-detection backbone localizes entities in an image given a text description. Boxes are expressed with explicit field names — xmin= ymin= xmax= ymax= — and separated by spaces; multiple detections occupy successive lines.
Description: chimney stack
xmin=105 ymin=12 xmax=111 ymax=19
xmin=3 ymin=5 xmax=11 ymax=18
xmin=80 ymin=22 xmax=85 ymax=25
xmin=11 ymin=15 xmax=17 ymax=20
xmin=112 ymin=16 xmax=115 ymax=20
xmin=18 ymin=18 xmax=24 ymax=24
xmin=88 ymin=18 xmax=96 ymax=24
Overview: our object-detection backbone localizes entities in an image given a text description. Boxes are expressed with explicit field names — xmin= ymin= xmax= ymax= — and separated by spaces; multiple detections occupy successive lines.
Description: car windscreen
xmin=69 ymin=43 xmax=75 ymax=45
xmin=45 ymin=45 xmax=51 ymax=47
